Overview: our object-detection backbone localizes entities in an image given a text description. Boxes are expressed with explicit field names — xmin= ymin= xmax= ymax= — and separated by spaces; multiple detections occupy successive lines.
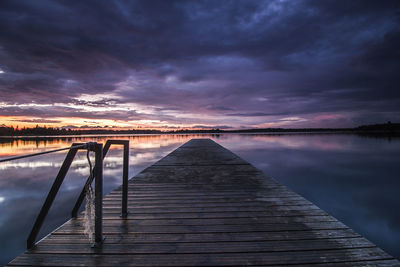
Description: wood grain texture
xmin=8 ymin=138 xmax=398 ymax=266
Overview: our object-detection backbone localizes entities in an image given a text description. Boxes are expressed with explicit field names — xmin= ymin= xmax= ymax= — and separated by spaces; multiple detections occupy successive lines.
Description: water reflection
xmin=0 ymin=134 xmax=194 ymax=265
xmin=0 ymin=133 xmax=399 ymax=264
xmin=216 ymin=134 xmax=400 ymax=259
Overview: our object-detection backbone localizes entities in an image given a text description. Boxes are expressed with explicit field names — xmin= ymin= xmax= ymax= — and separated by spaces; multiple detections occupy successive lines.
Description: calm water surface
xmin=0 ymin=134 xmax=399 ymax=264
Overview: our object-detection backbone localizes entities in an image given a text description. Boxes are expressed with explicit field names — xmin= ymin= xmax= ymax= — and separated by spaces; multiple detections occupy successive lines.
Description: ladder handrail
xmin=0 ymin=139 xmax=130 ymax=249
xmin=71 ymin=140 xmax=129 ymax=218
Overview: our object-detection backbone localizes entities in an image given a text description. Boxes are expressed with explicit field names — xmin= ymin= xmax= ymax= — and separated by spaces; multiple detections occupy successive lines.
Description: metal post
xmin=93 ymin=142 xmax=104 ymax=245
xmin=71 ymin=141 xmax=111 ymax=218
xmin=121 ymin=141 xmax=129 ymax=217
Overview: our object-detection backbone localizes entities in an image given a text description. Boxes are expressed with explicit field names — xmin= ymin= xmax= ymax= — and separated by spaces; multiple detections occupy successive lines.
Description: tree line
xmin=0 ymin=122 xmax=398 ymax=136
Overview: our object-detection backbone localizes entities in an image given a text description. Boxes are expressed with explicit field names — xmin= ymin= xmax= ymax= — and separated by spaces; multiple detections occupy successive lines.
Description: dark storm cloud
xmin=227 ymin=112 xmax=283 ymax=117
xmin=0 ymin=104 xmax=144 ymax=121
xmin=0 ymin=0 xmax=399 ymax=126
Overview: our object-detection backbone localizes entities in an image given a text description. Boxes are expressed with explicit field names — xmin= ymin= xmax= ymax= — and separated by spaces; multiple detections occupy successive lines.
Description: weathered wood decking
xmin=8 ymin=139 xmax=399 ymax=266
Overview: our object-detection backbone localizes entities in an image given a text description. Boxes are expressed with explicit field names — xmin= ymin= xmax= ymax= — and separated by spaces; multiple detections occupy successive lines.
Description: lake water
xmin=0 ymin=133 xmax=399 ymax=264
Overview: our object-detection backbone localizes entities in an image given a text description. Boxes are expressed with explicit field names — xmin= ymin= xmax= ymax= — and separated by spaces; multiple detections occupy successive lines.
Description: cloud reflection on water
xmin=0 ymin=133 xmax=399 ymax=264
xmin=216 ymin=134 xmax=400 ymax=259
xmin=0 ymin=134 xmax=193 ymax=265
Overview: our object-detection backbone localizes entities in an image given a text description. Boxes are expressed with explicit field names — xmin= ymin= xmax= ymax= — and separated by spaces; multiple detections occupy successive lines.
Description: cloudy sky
xmin=0 ymin=0 xmax=399 ymax=129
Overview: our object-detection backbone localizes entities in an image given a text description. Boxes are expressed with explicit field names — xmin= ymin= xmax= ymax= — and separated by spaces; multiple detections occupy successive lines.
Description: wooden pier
xmin=8 ymin=139 xmax=399 ymax=266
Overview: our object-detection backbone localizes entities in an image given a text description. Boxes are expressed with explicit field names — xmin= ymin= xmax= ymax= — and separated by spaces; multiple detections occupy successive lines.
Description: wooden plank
xmin=102 ymin=202 xmax=314 ymax=208
xmin=103 ymin=195 xmax=301 ymax=201
xmin=103 ymin=198 xmax=313 ymax=205
xmin=69 ymin=215 xmax=337 ymax=225
xmin=105 ymin=203 xmax=305 ymax=209
xmin=100 ymin=209 xmax=330 ymax=219
xmin=101 ymin=205 xmax=319 ymax=214
xmin=102 ymin=198 xmax=307 ymax=205
xmin=109 ymin=190 xmax=295 ymax=198
xmin=30 ymin=237 xmax=374 ymax=254
xmin=41 ymin=229 xmax=362 ymax=244
xmin=7 ymin=248 xmax=394 ymax=266
xmin=56 ymin=221 xmax=348 ymax=234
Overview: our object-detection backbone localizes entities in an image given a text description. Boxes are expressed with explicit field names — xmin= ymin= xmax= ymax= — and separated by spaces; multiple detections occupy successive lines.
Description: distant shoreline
xmin=0 ymin=122 xmax=399 ymax=137
xmin=0 ymin=130 xmax=399 ymax=139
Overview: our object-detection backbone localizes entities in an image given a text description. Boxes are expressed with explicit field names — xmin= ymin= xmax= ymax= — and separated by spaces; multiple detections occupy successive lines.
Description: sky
xmin=0 ymin=0 xmax=399 ymax=130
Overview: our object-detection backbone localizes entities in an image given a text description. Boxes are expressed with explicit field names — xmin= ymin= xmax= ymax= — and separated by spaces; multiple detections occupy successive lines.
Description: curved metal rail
xmin=71 ymin=140 xmax=129 ymax=218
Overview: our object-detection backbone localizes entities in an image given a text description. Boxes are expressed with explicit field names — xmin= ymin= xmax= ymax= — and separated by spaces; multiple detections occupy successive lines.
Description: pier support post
xmin=93 ymin=142 xmax=104 ymax=245
xmin=121 ymin=141 xmax=129 ymax=217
